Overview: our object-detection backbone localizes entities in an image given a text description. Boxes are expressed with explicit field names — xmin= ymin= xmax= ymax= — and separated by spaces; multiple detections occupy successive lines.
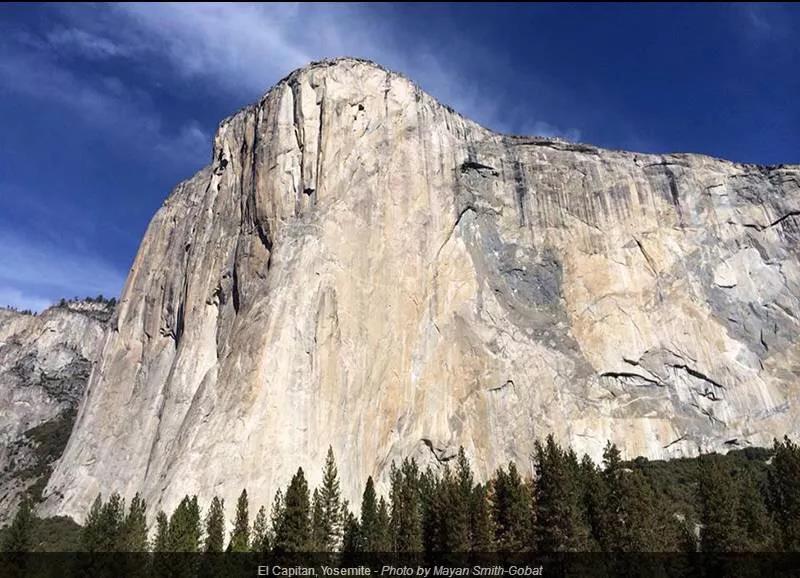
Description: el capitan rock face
xmin=41 ymin=58 xmax=800 ymax=520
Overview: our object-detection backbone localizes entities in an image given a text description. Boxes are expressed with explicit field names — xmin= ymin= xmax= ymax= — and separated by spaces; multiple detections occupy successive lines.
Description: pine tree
xmin=471 ymin=484 xmax=495 ymax=552
xmin=317 ymin=446 xmax=343 ymax=551
xmin=229 ymin=489 xmax=251 ymax=552
xmin=2 ymin=497 xmax=34 ymax=552
xmin=270 ymin=488 xmax=285 ymax=547
xmin=275 ymin=468 xmax=311 ymax=552
xmin=82 ymin=494 xmax=104 ymax=552
xmin=599 ymin=442 xmax=627 ymax=551
xmin=204 ymin=496 xmax=225 ymax=553
xmin=167 ymin=495 xmax=201 ymax=552
xmin=597 ymin=444 xmax=682 ymax=552
xmin=565 ymin=447 xmax=593 ymax=550
xmin=341 ymin=502 xmax=360 ymax=553
xmin=618 ymin=469 xmax=670 ymax=551
xmin=311 ymin=488 xmax=325 ymax=550
xmin=490 ymin=466 xmax=508 ymax=549
xmin=252 ymin=506 xmax=270 ymax=553
xmin=735 ymin=467 xmax=774 ymax=552
xmin=82 ymin=493 xmax=125 ymax=552
xmin=118 ymin=493 xmax=148 ymax=552
xmin=533 ymin=436 xmax=591 ymax=552
xmin=448 ymin=448 xmax=474 ymax=551
xmin=421 ymin=452 xmax=474 ymax=553
xmin=356 ymin=478 xmax=393 ymax=552
xmin=419 ymin=466 xmax=442 ymax=552
xmin=359 ymin=476 xmax=379 ymax=551
xmin=768 ymin=436 xmax=800 ymax=550
xmin=580 ymin=453 xmax=606 ymax=551
xmin=162 ymin=496 xmax=202 ymax=578
xmin=153 ymin=511 xmax=169 ymax=552
xmin=698 ymin=454 xmax=739 ymax=552
xmin=151 ymin=510 xmax=171 ymax=578
xmin=491 ymin=462 xmax=533 ymax=551
xmin=390 ymin=458 xmax=423 ymax=552
xmin=100 ymin=493 xmax=125 ymax=551
xmin=375 ymin=497 xmax=393 ymax=552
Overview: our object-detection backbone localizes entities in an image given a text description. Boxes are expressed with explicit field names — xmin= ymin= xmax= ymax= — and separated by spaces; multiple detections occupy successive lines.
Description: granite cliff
xmin=0 ymin=301 xmax=112 ymax=521
xmin=38 ymin=58 xmax=799 ymax=521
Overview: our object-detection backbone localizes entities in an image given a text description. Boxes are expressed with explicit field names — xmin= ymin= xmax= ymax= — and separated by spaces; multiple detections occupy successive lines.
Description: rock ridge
xmin=0 ymin=300 xmax=113 ymax=521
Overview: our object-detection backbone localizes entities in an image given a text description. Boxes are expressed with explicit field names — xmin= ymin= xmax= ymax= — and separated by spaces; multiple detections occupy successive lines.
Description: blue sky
xmin=0 ymin=3 xmax=798 ymax=311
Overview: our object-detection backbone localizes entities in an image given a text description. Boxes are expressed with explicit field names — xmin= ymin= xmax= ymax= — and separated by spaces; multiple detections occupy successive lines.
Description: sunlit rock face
xmin=41 ymin=58 xmax=800 ymax=521
xmin=0 ymin=301 xmax=111 ymax=521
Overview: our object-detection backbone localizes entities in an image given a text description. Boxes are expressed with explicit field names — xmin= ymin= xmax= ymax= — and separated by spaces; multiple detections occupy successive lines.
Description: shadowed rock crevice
xmin=460 ymin=160 xmax=498 ymax=176
xmin=420 ymin=439 xmax=457 ymax=464
xmin=600 ymin=371 xmax=664 ymax=388
xmin=742 ymin=210 xmax=800 ymax=231
xmin=669 ymin=364 xmax=727 ymax=391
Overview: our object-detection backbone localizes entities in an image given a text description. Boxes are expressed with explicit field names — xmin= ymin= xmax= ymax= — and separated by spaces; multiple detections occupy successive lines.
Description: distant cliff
xmin=32 ymin=58 xmax=799 ymax=522
xmin=0 ymin=300 xmax=112 ymax=521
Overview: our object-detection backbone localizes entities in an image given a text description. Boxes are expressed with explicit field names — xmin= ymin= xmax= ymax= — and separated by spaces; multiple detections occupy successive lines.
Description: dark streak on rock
xmin=663 ymin=435 xmax=687 ymax=449
xmin=488 ymin=380 xmax=514 ymax=393
xmin=670 ymin=364 xmax=726 ymax=390
xmin=512 ymin=159 xmax=527 ymax=227
xmin=600 ymin=371 xmax=664 ymax=387
xmin=743 ymin=210 xmax=800 ymax=232
xmin=460 ymin=160 xmax=498 ymax=175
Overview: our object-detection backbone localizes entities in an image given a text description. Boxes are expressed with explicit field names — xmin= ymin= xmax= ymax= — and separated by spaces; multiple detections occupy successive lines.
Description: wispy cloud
xmin=0 ymin=230 xmax=126 ymax=311
xmin=155 ymin=121 xmax=212 ymax=166
xmin=737 ymin=3 xmax=792 ymax=44
xmin=46 ymin=26 xmax=129 ymax=60
xmin=0 ymin=27 xmax=209 ymax=171
xmin=52 ymin=3 xmax=579 ymax=140
xmin=0 ymin=287 xmax=53 ymax=313
xmin=743 ymin=5 xmax=772 ymax=37
xmin=109 ymin=3 xmax=312 ymax=95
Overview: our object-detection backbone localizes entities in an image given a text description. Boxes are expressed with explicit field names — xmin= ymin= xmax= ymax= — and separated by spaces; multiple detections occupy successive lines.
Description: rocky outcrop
xmin=0 ymin=301 xmax=111 ymax=521
xmin=41 ymin=58 xmax=800 ymax=521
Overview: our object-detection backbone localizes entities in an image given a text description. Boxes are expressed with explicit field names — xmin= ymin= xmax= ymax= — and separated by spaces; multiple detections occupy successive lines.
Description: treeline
xmin=1 ymin=305 xmax=34 ymax=315
xmin=3 ymin=437 xmax=800 ymax=553
xmin=57 ymin=295 xmax=117 ymax=307
xmin=1 ymin=295 xmax=118 ymax=316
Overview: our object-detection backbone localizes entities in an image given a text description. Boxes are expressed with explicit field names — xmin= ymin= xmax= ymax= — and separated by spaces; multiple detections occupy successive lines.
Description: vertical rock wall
xmin=39 ymin=59 xmax=800 ymax=522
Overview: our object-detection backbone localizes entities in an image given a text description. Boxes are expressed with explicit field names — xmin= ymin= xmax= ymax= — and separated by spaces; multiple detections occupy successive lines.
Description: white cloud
xmin=55 ymin=3 xmax=578 ymax=139
xmin=46 ymin=27 xmax=128 ymax=60
xmin=110 ymin=3 xmax=312 ymax=95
